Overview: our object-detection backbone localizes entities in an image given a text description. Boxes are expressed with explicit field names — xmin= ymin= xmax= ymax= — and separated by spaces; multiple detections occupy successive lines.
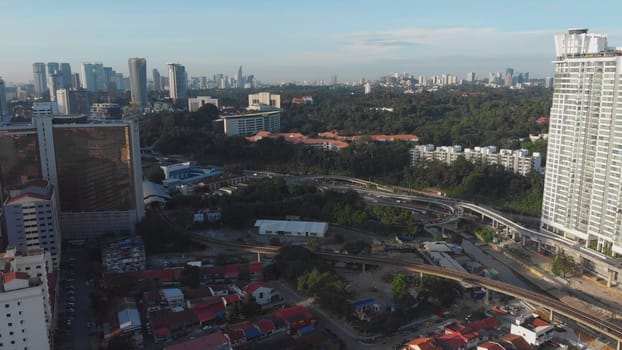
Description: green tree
xmin=391 ymin=273 xmax=411 ymax=303
xmin=307 ymin=237 xmax=321 ymax=251
xmin=551 ymin=252 xmax=576 ymax=277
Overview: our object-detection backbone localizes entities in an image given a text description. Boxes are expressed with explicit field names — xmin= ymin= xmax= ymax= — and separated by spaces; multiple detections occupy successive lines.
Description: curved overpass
xmin=179 ymin=230 xmax=622 ymax=343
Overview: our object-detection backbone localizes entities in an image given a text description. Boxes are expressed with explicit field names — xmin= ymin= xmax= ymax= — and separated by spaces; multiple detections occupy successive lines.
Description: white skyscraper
xmin=168 ymin=63 xmax=187 ymax=100
xmin=541 ymin=28 xmax=622 ymax=255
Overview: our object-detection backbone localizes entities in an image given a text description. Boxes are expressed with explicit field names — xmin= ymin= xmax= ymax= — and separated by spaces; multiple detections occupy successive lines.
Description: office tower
xmin=71 ymin=73 xmax=81 ymax=89
xmin=90 ymin=103 xmax=122 ymax=120
xmin=168 ymin=63 xmax=187 ymax=100
xmin=32 ymin=63 xmax=47 ymax=96
xmin=0 ymin=77 xmax=8 ymax=122
xmin=47 ymin=70 xmax=62 ymax=101
xmin=0 ymin=115 xmax=144 ymax=238
xmin=0 ymin=249 xmax=53 ymax=350
xmin=93 ymin=63 xmax=106 ymax=90
xmin=104 ymin=66 xmax=114 ymax=90
xmin=544 ymin=76 xmax=553 ymax=88
xmin=541 ymin=29 xmax=622 ymax=255
xmin=237 ymin=65 xmax=244 ymax=88
xmin=220 ymin=110 xmax=281 ymax=136
xmin=60 ymin=62 xmax=71 ymax=88
xmin=111 ymin=72 xmax=125 ymax=91
xmin=364 ymin=82 xmax=372 ymax=94
xmin=466 ymin=72 xmax=476 ymax=82
xmin=152 ymin=68 xmax=161 ymax=91
xmin=2 ymin=181 xmax=61 ymax=269
xmin=46 ymin=62 xmax=59 ymax=76
xmin=56 ymin=88 xmax=90 ymax=115
xmin=128 ymin=57 xmax=148 ymax=109
xmin=81 ymin=63 xmax=96 ymax=91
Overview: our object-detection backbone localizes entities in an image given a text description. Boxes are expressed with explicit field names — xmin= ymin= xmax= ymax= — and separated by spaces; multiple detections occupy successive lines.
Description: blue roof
xmin=297 ymin=325 xmax=315 ymax=335
xmin=352 ymin=298 xmax=375 ymax=307
xmin=243 ymin=327 xmax=261 ymax=340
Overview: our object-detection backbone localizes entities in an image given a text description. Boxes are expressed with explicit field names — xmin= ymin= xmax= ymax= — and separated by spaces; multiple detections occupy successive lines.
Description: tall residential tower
xmin=541 ymin=29 xmax=622 ymax=255
xmin=32 ymin=63 xmax=47 ymax=97
xmin=168 ymin=63 xmax=187 ymax=100
xmin=128 ymin=58 xmax=148 ymax=109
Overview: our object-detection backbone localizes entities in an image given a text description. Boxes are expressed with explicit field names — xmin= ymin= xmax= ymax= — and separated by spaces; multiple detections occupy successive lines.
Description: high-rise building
xmin=188 ymin=96 xmax=219 ymax=112
xmin=56 ymin=88 xmax=90 ymax=115
xmin=71 ymin=73 xmax=81 ymax=89
xmin=0 ymin=249 xmax=53 ymax=350
xmin=0 ymin=115 xmax=144 ymax=239
xmin=0 ymin=77 xmax=8 ymax=123
xmin=32 ymin=63 xmax=47 ymax=97
xmin=81 ymin=63 xmax=96 ymax=91
xmin=60 ymin=63 xmax=71 ymax=88
xmin=541 ymin=28 xmax=622 ymax=255
xmin=466 ymin=72 xmax=476 ymax=82
xmin=47 ymin=70 xmax=63 ymax=101
xmin=152 ymin=68 xmax=161 ymax=91
xmin=2 ymin=181 xmax=61 ymax=269
xmin=128 ymin=58 xmax=148 ymax=109
xmin=237 ymin=65 xmax=244 ymax=88
xmin=168 ymin=63 xmax=187 ymax=100
xmin=46 ymin=62 xmax=59 ymax=76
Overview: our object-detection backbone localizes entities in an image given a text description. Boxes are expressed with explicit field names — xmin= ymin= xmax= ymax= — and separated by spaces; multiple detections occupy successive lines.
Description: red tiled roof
xmin=6 ymin=192 xmax=51 ymax=205
xmin=244 ymin=281 xmax=271 ymax=294
xmin=273 ymin=306 xmax=313 ymax=322
xmin=192 ymin=308 xmax=217 ymax=323
xmin=154 ymin=327 xmax=170 ymax=338
xmin=531 ymin=318 xmax=550 ymax=327
xmin=227 ymin=329 xmax=245 ymax=342
xmin=249 ymin=261 xmax=263 ymax=273
xmin=222 ymin=294 xmax=240 ymax=304
xmin=478 ymin=341 xmax=506 ymax=350
xmin=536 ymin=116 xmax=550 ymax=123
xmin=254 ymin=319 xmax=275 ymax=333
xmin=224 ymin=265 xmax=239 ymax=278
xmin=405 ymin=337 xmax=442 ymax=350
xmin=436 ymin=333 xmax=467 ymax=349
xmin=469 ymin=317 xmax=500 ymax=330
xmin=3 ymin=272 xmax=29 ymax=283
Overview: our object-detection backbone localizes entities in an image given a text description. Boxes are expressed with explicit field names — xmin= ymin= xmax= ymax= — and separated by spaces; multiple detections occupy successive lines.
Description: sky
xmin=2 ymin=0 xmax=622 ymax=84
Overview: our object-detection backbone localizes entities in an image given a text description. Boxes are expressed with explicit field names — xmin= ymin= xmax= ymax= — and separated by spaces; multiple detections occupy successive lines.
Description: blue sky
xmin=2 ymin=0 xmax=622 ymax=84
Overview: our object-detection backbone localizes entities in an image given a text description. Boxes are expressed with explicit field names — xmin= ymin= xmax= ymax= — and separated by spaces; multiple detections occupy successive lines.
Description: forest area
xmin=140 ymin=85 xmax=551 ymax=216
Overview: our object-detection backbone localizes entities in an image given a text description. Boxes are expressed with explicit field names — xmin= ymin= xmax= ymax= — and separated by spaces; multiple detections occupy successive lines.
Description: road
xmin=62 ymin=245 xmax=92 ymax=350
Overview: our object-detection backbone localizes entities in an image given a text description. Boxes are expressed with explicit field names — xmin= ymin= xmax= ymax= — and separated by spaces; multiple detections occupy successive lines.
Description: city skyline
xmin=2 ymin=0 xmax=622 ymax=83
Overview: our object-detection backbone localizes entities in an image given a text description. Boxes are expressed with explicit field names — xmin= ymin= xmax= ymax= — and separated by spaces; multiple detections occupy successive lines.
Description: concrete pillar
xmin=549 ymin=309 xmax=554 ymax=322
xmin=521 ymin=235 xmax=527 ymax=246
xmin=616 ymin=340 xmax=621 ymax=350
xmin=257 ymin=252 xmax=261 ymax=262
xmin=441 ymin=226 xmax=446 ymax=234
xmin=484 ymin=289 xmax=490 ymax=305
xmin=481 ymin=213 xmax=485 ymax=222
xmin=608 ymin=270 xmax=614 ymax=288
xmin=537 ymin=241 xmax=542 ymax=253
xmin=362 ymin=264 xmax=366 ymax=273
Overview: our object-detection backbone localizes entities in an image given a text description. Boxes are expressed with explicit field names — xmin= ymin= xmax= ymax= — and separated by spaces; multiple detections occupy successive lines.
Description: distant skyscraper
xmin=71 ymin=73 xmax=81 ymax=89
xmin=46 ymin=62 xmax=59 ymax=75
xmin=48 ymin=70 xmax=62 ymax=101
xmin=56 ymin=88 xmax=90 ymax=115
xmin=128 ymin=57 xmax=148 ymax=109
xmin=237 ymin=65 xmax=244 ymax=89
xmin=168 ymin=63 xmax=187 ymax=100
xmin=364 ymin=82 xmax=372 ymax=94
xmin=466 ymin=72 xmax=476 ymax=82
xmin=544 ymin=76 xmax=553 ymax=89
xmin=81 ymin=63 xmax=96 ymax=91
xmin=542 ymin=29 xmax=622 ymax=256
xmin=33 ymin=63 xmax=47 ymax=97
xmin=93 ymin=63 xmax=106 ymax=91
xmin=0 ymin=77 xmax=8 ymax=122
xmin=152 ymin=68 xmax=161 ymax=91
xmin=60 ymin=63 xmax=71 ymax=88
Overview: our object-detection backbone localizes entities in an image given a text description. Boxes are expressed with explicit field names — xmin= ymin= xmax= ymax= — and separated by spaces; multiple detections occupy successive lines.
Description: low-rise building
xmin=509 ymin=314 xmax=553 ymax=347
xmin=164 ymin=331 xmax=232 ymax=350
xmin=104 ymin=297 xmax=143 ymax=346
xmin=409 ymin=144 xmax=542 ymax=176
xmin=188 ymin=96 xmax=219 ymax=112
xmin=272 ymin=306 xmax=314 ymax=335
xmin=101 ymin=236 xmax=146 ymax=273
xmin=255 ymin=219 xmax=328 ymax=237
xmin=161 ymin=288 xmax=185 ymax=309
xmin=242 ymin=281 xmax=283 ymax=307
xmin=219 ymin=110 xmax=281 ymax=136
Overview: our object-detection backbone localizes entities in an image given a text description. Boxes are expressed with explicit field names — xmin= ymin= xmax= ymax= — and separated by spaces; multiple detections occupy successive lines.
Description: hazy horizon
xmin=2 ymin=0 xmax=622 ymax=84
